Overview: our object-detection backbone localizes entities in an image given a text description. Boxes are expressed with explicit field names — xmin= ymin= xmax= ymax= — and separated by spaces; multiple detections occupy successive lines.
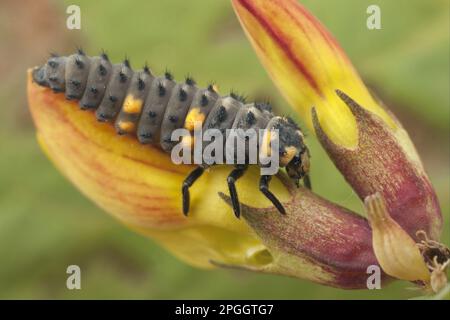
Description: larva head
xmin=265 ymin=116 xmax=309 ymax=184
xmin=286 ymin=145 xmax=310 ymax=186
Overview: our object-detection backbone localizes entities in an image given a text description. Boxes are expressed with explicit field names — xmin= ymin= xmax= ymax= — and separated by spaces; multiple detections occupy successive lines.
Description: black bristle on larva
xmin=97 ymin=113 xmax=108 ymax=122
xmin=48 ymin=60 xmax=58 ymax=68
xmin=185 ymin=76 xmax=196 ymax=86
xmin=70 ymin=80 xmax=81 ymax=88
xmin=207 ymin=83 xmax=216 ymax=92
xmin=137 ymin=78 xmax=145 ymax=91
xmin=179 ymin=88 xmax=188 ymax=101
xmin=98 ymin=64 xmax=107 ymax=76
xmin=119 ymin=71 xmax=127 ymax=83
xmin=230 ymin=91 xmax=247 ymax=103
xmin=158 ymin=82 xmax=166 ymax=97
xmin=90 ymin=87 xmax=98 ymax=94
xmin=200 ymin=94 xmax=208 ymax=107
xmin=100 ymin=50 xmax=109 ymax=61
xmin=75 ymin=57 xmax=84 ymax=69
xmin=148 ymin=111 xmax=157 ymax=118
xmin=217 ymin=105 xmax=227 ymax=122
xmin=168 ymin=115 xmax=178 ymax=123
xmin=77 ymin=47 xmax=85 ymax=56
xmin=109 ymin=95 xmax=117 ymax=102
xmin=255 ymin=102 xmax=273 ymax=112
xmin=143 ymin=63 xmax=151 ymax=74
xmin=245 ymin=111 xmax=256 ymax=125
xmin=164 ymin=70 xmax=173 ymax=81
xmin=123 ymin=57 xmax=131 ymax=68
xmin=140 ymin=132 xmax=152 ymax=139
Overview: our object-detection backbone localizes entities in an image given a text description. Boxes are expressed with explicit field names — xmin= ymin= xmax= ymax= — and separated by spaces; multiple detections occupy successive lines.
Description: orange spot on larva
xmin=280 ymin=146 xmax=297 ymax=166
xmin=260 ymin=130 xmax=272 ymax=158
xmin=123 ymin=95 xmax=143 ymax=114
xmin=184 ymin=108 xmax=205 ymax=131
xmin=118 ymin=121 xmax=136 ymax=133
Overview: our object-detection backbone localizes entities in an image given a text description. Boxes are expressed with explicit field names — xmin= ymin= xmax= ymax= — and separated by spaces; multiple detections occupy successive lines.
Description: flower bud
xmin=219 ymin=179 xmax=386 ymax=289
xmin=364 ymin=192 xmax=430 ymax=282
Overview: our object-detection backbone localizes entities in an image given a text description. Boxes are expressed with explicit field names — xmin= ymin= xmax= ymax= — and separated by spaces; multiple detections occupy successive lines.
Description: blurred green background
xmin=0 ymin=0 xmax=448 ymax=299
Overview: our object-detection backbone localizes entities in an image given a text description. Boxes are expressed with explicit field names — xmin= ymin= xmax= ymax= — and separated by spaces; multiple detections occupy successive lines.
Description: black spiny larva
xmin=32 ymin=50 xmax=311 ymax=218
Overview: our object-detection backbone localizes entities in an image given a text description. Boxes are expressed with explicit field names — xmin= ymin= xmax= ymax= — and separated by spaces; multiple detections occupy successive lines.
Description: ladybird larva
xmin=32 ymin=50 xmax=311 ymax=218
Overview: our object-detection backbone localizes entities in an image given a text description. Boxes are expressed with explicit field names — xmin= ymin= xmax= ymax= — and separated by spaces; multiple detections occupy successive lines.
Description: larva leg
xmin=259 ymin=175 xmax=286 ymax=214
xmin=182 ymin=166 xmax=205 ymax=216
xmin=226 ymin=165 xmax=248 ymax=218
xmin=303 ymin=174 xmax=312 ymax=190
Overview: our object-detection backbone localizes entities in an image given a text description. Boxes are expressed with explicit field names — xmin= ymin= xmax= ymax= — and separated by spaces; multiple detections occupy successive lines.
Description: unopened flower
xmin=364 ymin=192 xmax=430 ymax=282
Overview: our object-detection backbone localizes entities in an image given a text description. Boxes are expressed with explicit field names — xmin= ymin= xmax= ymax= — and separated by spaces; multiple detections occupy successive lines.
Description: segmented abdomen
xmin=32 ymin=50 xmax=280 ymax=161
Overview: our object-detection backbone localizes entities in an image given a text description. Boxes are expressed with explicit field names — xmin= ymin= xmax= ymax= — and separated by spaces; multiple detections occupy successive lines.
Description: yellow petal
xmin=232 ymin=0 xmax=395 ymax=148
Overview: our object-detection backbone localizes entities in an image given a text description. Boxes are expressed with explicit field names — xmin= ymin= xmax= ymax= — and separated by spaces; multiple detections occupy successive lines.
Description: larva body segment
xmin=160 ymin=81 xmax=198 ymax=152
xmin=184 ymin=86 xmax=220 ymax=132
xmin=64 ymin=51 xmax=91 ymax=100
xmin=229 ymin=103 xmax=271 ymax=164
xmin=115 ymin=69 xmax=154 ymax=135
xmin=137 ymin=75 xmax=176 ymax=144
xmin=32 ymin=51 xmax=311 ymax=217
xmin=46 ymin=56 xmax=67 ymax=93
xmin=96 ymin=61 xmax=133 ymax=122
xmin=198 ymin=96 xmax=244 ymax=166
xmin=204 ymin=96 xmax=243 ymax=134
xmin=232 ymin=103 xmax=271 ymax=131
xmin=79 ymin=55 xmax=113 ymax=110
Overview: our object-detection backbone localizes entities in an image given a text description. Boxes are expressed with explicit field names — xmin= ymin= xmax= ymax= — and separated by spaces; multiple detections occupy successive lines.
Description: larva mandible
xmin=32 ymin=49 xmax=311 ymax=218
